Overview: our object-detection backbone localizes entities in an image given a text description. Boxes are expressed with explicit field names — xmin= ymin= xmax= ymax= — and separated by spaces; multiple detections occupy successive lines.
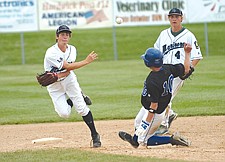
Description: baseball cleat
xmin=118 ymin=131 xmax=139 ymax=148
xmin=82 ymin=93 xmax=92 ymax=105
xmin=168 ymin=112 xmax=178 ymax=128
xmin=155 ymin=112 xmax=178 ymax=135
xmin=91 ymin=133 xmax=101 ymax=148
xmin=170 ymin=132 xmax=191 ymax=147
xmin=154 ymin=125 xmax=169 ymax=135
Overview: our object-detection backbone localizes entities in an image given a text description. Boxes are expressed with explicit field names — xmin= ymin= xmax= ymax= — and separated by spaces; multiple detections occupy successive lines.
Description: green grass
xmin=172 ymin=56 xmax=225 ymax=116
xmin=0 ymin=23 xmax=225 ymax=161
xmin=0 ymin=56 xmax=224 ymax=125
xmin=0 ymin=148 xmax=186 ymax=162
xmin=0 ymin=22 xmax=225 ymax=65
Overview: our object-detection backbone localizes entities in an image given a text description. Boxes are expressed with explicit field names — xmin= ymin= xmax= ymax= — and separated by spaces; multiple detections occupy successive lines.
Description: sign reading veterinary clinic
xmin=0 ymin=0 xmax=38 ymax=33
xmin=38 ymin=0 xmax=112 ymax=30
xmin=112 ymin=0 xmax=188 ymax=26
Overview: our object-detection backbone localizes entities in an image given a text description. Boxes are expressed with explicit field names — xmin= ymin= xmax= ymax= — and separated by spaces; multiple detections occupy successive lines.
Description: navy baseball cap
xmin=168 ymin=8 xmax=183 ymax=16
xmin=56 ymin=25 xmax=72 ymax=34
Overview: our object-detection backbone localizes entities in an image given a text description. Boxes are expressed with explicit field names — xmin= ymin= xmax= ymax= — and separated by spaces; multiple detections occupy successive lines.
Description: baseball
xmin=116 ymin=17 xmax=123 ymax=24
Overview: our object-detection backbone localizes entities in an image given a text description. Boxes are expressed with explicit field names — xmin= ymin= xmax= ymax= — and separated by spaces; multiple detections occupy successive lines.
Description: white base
xmin=32 ymin=137 xmax=63 ymax=144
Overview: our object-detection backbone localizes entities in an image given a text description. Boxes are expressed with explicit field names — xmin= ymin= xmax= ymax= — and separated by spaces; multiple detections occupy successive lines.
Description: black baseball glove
xmin=179 ymin=66 xmax=194 ymax=80
xmin=36 ymin=71 xmax=58 ymax=86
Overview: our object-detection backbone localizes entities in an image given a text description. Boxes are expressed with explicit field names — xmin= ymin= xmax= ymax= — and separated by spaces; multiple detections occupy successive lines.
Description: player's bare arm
xmin=63 ymin=51 xmax=98 ymax=71
xmin=184 ymin=43 xmax=192 ymax=74
xmin=145 ymin=102 xmax=158 ymax=122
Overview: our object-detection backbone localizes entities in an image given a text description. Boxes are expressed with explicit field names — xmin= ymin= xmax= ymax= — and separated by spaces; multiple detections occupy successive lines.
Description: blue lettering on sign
xmin=0 ymin=1 xmax=34 ymax=7
xmin=42 ymin=12 xmax=83 ymax=19
xmin=48 ymin=19 xmax=77 ymax=26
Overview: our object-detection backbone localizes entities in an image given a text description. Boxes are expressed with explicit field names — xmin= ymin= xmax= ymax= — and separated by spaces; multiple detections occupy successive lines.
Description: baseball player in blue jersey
xmin=119 ymin=44 xmax=192 ymax=148
xmin=44 ymin=25 xmax=101 ymax=147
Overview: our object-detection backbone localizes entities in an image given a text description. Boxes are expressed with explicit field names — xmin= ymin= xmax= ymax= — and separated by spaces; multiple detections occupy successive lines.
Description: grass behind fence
xmin=0 ymin=22 xmax=225 ymax=65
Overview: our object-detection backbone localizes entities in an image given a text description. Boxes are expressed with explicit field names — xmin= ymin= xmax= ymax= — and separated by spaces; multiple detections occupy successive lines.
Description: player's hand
xmin=184 ymin=66 xmax=191 ymax=74
xmin=135 ymin=120 xmax=150 ymax=137
xmin=184 ymin=43 xmax=192 ymax=54
xmin=135 ymin=120 xmax=150 ymax=145
xmin=85 ymin=51 xmax=98 ymax=63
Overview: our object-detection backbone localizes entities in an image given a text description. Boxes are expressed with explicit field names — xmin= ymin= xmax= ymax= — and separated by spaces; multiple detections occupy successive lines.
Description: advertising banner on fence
xmin=113 ymin=0 xmax=188 ymax=26
xmin=0 ymin=0 xmax=38 ymax=33
xmin=187 ymin=0 xmax=225 ymax=23
xmin=38 ymin=0 xmax=112 ymax=30
xmin=1 ymin=0 xmax=224 ymax=33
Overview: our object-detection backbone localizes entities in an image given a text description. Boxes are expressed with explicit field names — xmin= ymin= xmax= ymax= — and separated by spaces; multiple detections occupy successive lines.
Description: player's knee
xmin=58 ymin=113 xmax=70 ymax=118
xmin=134 ymin=107 xmax=146 ymax=129
xmin=134 ymin=117 xmax=141 ymax=129
xmin=55 ymin=106 xmax=71 ymax=118
xmin=76 ymin=105 xmax=90 ymax=116
xmin=70 ymin=97 xmax=90 ymax=116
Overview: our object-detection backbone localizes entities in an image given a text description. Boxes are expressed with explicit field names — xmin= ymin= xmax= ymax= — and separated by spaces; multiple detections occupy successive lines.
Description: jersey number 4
xmin=175 ymin=51 xmax=180 ymax=59
xmin=162 ymin=74 xmax=174 ymax=96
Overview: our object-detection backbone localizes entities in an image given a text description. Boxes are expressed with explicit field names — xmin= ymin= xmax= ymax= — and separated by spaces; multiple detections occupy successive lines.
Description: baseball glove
xmin=179 ymin=66 xmax=194 ymax=80
xmin=36 ymin=71 xmax=58 ymax=86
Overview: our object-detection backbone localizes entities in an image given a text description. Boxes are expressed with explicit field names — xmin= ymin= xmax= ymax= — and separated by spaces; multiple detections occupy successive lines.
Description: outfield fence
xmin=0 ymin=0 xmax=225 ymax=64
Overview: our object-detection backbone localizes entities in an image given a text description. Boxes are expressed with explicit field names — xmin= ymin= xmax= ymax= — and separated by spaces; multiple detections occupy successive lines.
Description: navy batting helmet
xmin=141 ymin=48 xmax=163 ymax=68
xmin=56 ymin=25 xmax=72 ymax=35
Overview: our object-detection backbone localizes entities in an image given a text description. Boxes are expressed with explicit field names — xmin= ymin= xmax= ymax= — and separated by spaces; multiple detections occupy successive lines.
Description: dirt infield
xmin=0 ymin=116 xmax=224 ymax=162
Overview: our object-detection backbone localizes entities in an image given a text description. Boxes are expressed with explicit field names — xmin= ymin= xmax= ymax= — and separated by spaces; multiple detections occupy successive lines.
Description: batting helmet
xmin=56 ymin=25 xmax=72 ymax=35
xmin=141 ymin=48 xmax=163 ymax=68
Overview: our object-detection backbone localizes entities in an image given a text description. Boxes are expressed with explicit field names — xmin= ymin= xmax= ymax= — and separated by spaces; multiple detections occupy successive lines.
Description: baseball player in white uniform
xmin=44 ymin=25 xmax=101 ymax=147
xmin=135 ymin=8 xmax=203 ymax=135
xmin=154 ymin=8 xmax=203 ymax=134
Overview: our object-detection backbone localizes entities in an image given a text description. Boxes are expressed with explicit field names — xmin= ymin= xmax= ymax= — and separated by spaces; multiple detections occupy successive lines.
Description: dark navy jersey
xmin=141 ymin=64 xmax=184 ymax=114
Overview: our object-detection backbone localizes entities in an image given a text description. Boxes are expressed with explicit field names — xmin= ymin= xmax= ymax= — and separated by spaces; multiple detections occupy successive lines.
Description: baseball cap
xmin=168 ymin=8 xmax=183 ymax=16
xmin=56 ymin=25 xmax=72 ymax=35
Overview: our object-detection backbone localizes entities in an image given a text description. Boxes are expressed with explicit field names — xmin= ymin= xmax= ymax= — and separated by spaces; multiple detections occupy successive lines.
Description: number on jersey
xmin=162 ymin=74 xmax=174 ymax=96
xmin=175 ymin=51 xmax=180 ymax=59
